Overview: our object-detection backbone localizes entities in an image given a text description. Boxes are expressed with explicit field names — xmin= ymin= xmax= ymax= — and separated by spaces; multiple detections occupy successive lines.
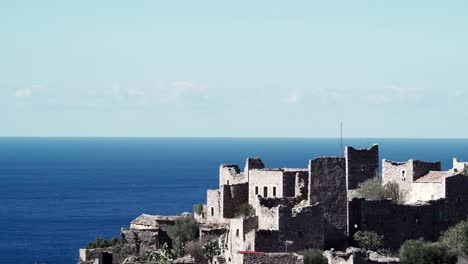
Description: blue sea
xmin=1 ymin=137 xmax=468 ymax=263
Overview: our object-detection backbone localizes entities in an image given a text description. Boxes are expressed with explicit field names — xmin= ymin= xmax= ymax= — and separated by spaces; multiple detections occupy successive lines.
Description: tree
xmin=463 ymin=164 xmax=468 ymax=176
xmin=299 ymin=249 xmax=327 ymax=264
xmin=383 ymin=181 xmax=403 ymax=203
xmin=357 ymin=177 xmax=385 ymax=200
xmin=186 ymin=240 xmax=208 ymax=264
xmin=167 ymin=215 xmax=199 ymax=257
xmin=439 ymin=221 xmax=468 ymax=256
xmin=202 ymin=240 xmax=221 ymax=263
xmin=353 ymin=231 xmax=384 ymax=251
xmin=399 ymin=239 xmax=457 ymax=264
xmin=357 ymin=177 xmax=404 ymax=203
xmin=85 ymin=236 xmax=120 ymax=249
xmin=193 ymin=204 xmax=204 ymax=216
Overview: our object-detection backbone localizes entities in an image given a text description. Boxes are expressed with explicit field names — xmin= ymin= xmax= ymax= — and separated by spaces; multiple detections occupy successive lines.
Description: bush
xmin=234 ymin=203 xmax=256 ymax=218
xmin=85 ymin=236 xmax=120 ymax=249
xmin=112 ymin=242 xmax=136 ymax=263
xmin=399 ymin=239 xmax=457 ymax=264
xmin=463 ymin=165 xmax=468 ymax=176
xmin=186 ymin=240 xmax=208 ymax=264
xmin=439 ymin=220 xmax=468 ymax=256
xmin=144 ymin=243 xmax=174 ymax=264
xmin=167 ymin=215 xmax=199 ymax=257
xmin=357 ymin=177 xmax=403 ymax=203
xmin=353 ymin=231 xmax=384 ymax=251
xmin=194 ymin=204 xmax=204 ymax=216
xmin=299 ymin=249 xmax=327 ymax=264
xmin=202 ymin=240 xmax=221 ymax=263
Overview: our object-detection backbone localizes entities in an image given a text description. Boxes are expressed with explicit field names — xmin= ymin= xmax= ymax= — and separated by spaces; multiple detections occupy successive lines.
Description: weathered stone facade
xmin=345 ymin=145 xmax=379 ymax=190
xmin=309 ymin=157 xmax=348 ymax=249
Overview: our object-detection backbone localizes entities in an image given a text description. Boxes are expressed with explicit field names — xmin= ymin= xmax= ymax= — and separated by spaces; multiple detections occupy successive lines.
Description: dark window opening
xmin=211 ymin=207 xmax=214 ymax=217
xmin=227 ymin=180 xmax=229 ymax=185
xmin=401 ymin=170 xmax=406 ymax=181
xmin=458 ymin=196 xmax=462 ymax=203
xmin=263 ymin=186 xmax=268 ymax=197
xmin=415 ymin=217 xmax=421 ymax=224
xmin=298 ymin=231 xmax=304 ymax=238
xmin=273 ymin=187 xmax=277 ymax=197
xmin=236 ymin=229 xmax=239 ymax=237
xmin=255 ymin=186 xmax=258 ymax=195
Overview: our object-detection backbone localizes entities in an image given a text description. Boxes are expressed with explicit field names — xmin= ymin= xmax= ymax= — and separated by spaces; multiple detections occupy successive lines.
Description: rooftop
xmin=415 ymin=171 xmax=460 ymax=183
xmin=130 ymin=214 xmax=178 ymax=227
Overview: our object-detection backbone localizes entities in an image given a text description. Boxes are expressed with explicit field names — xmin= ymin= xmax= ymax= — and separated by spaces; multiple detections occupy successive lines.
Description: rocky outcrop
xmin=324 ymin=247 xmax=400 ymax=264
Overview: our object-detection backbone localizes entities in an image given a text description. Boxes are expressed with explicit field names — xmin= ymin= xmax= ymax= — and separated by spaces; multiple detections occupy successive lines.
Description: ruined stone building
xmin=79 ymin=144 xmax=468 ymax=264
xmin=195 ymin=144 xmax=468 ymax=263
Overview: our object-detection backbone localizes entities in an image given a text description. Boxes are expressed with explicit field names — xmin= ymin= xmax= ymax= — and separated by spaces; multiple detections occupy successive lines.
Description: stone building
xmin=79 ymin=144 xmax=468 ymax=264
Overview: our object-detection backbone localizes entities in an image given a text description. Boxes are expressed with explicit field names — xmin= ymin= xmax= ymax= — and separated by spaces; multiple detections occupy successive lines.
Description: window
xmin=236 ymin=229 xmax=239 ymax=237
xmin=273 ymin=187 xmax=277 ymax=197
xmin=255 ymin=186 xmax=259 ymax=195
xmin=263 ymin=186 xmax=268 ymax=197
xmin=211 ymin=207 xmax=214 ymax=217
xmin=401 ymin=170 xmax=406 ymax=181
xmin=458 ymin=196 xmax=462 ymax=203
xmin=298 ymin=231 xmax=304 ymax=238
xmin=227 ymin=180 xmax=229 ymax=185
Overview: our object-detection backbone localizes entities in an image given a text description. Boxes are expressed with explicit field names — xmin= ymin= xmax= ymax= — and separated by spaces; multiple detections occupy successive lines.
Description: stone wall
xmin=222 ymin=183 xmax=249 ymax=218
xmin=243 ymin=253 xmax=304 ymax=264
xmin=245 ymin=157 xmax=265 ymax=181
xmin=348 ymin=199 xmax=440 ymax=250
xmin=248 ymin=169 xmax=284 ymax=204
xmin=453 ymin=158 xmax=468 ymax=172
xmin=382 ymin=160 xmax=414 ymax=199
xmin=309 ymin=157 xmax=348 ymax=249
xmin=409 ymin=182 xmax=445 ymax=203
xmin=207 ymin=189 xmax=222 ymax=220
xmin=294 ymin=171 xmax=309 ymax=199
xmin=278 ymin=204 xmax=324 ymax=251
xmin=121 ymin=228 xmax=170 ymax=255
xmin=445 ymin=174 xmax=468 ymax=226
xmin=345 ymin=145 xmax=379 ymax=190
xmin=220 ymin=165 xmax=246 ymax=187
xmin=412 ymin=160 xmax=441 ymax=180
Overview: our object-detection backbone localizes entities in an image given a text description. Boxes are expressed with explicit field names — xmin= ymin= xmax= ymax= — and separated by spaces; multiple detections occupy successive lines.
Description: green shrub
xmin=399 ymin=239 xmax=457 ymax=264
xmin=353 ymin=230 xmax=384 ymax=251
xmin=85 ymin=236 xmax=120 ymax=249
xmin=186 ymin=240 xmax=208 ymax=264
xmin=299 ymin=249 xmax=327 ymax=264
xmin=194 ymin=204 xmax=204 ymax=215
xmin=112 ymin=242 xmax=136 ymax=263
xmin=234 ymin=203 xmax=256 ymax=218
xmin=357 ymin=177 xmax=403 ymax=203
xmin=439 ymin=220 xmax=468 ymax=256
xmin=202 ymin=240 xmax=221 ymax=263
xmin=144 ymin=243 xmax=173 ymax=264
xmin=167 ymin=215 xmax=199 ymax=257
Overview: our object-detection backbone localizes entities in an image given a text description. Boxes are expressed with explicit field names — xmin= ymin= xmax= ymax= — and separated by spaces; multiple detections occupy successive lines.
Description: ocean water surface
xmin=1 ymin=137 xmax=468 ymax=263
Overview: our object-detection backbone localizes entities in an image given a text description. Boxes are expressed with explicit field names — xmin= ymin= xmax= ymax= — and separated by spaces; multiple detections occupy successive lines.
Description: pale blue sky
xmin=1 ymin=1 xmax=467 ymax=137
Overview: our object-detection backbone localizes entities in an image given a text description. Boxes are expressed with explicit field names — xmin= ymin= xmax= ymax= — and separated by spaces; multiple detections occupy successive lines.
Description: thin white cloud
xmin=14 ymin=88 xmax=33 ymax=98
xmin=286 ymin=94 xmax=299 ymax=105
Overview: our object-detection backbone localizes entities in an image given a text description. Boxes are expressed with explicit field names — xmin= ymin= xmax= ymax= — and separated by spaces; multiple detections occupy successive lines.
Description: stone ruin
xmin=79 ymin=144 xmax=468 ymax=264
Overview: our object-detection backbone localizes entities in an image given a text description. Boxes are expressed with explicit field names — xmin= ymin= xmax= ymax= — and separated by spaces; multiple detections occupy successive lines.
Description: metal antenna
xmin=340 ymin=122 xmax=343 ymax=157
